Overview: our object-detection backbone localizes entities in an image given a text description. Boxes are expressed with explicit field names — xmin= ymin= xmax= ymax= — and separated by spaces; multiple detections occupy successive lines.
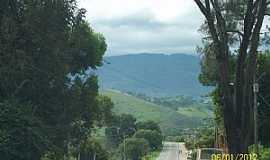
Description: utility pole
xmin=123 ymin=135 xmax=126 ymax=160
xmin=177 ymin=143 xmax=180 ymax=160
xmin=93 ymin=152 xmax=96 ymax=160
xmin=253 ymin=79 xmax=259 ymax=154
xmin=253 ymin=72 xmax=266 ymax=154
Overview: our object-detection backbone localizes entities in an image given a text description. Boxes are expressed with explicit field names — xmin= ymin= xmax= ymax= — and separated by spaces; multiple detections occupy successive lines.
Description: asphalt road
xmin=156 ymin=142 xmax=188 ymax=160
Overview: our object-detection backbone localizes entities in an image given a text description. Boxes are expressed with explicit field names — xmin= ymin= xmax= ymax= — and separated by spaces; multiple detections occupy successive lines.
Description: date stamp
xmin=211 ymin=154 xmax=258 ymax=160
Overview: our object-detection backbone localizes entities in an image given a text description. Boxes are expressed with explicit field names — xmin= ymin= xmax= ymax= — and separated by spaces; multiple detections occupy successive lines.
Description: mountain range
xmin=96 ymin=53 xmax=212 ymax=97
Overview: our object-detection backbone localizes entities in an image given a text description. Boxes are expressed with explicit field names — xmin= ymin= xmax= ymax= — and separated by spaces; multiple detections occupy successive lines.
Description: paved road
xmin=157 ymin=142 xmax=188 ymax=160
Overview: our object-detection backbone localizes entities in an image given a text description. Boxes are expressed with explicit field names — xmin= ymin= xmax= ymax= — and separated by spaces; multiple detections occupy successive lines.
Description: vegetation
xmin=5 ymin=0 xmax=270 ymax=159
xmin=199 ymin=51 xmax=270 ymax=156
xmin=77 ymin=138 xmax=109 ymax=160
xmin=195 ymin=0 xmax=270 ymax=153
xmin=104 ymin=114 xmax=163 ymax=160
xmin=259 ymin=148 xmax=270 ymax=160
xmin=0 ymin=0 xmax=110 ymax=159
xmin=257 ymin=53 xmax=270 ymax=147
xmin=120 ymin=138 xmax=149 ymax=160
xmin=142 ymin=151 xmax=161 ymax=160
xmin=105 ymin=114 xmax=137 ymax=146
xmin=127 ymin=92 xmax=197 ymax=111
xmin=182 ymin=125 xmax=215 ymax=150
xmin=134 ymin=130 xmax=163 ymax=151
xmin=136 ymin=121 xmax=162 ymax=134
xmin=102 ymin=89 xmax=212 ymax=136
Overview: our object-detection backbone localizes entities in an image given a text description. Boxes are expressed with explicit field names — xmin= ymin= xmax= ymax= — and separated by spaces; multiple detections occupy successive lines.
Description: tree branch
xmin=246 ymin=0 xmax=267 ymax=81
xmin=194 ymin=0 xmax=220 ymax=43
xmin=226 ymin=30 xmax=244 ymax=37
xmin=205 ymin=0 xmax=211 ymax=12
xmin=254 ymin=0 xmax=261 ymax=8
xmin=194 ymin=0 xmax=209 ymax=17
xmin=13 ymin=79 xmax=31 ymax=96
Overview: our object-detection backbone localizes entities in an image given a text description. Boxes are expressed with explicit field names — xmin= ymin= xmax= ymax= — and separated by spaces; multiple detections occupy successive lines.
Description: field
xmin=101 ymin=89 xmax=213 ymax=136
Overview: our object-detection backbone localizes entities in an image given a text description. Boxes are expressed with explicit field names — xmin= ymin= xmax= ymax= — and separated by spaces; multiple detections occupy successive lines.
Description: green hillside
xmin=101 ymin=89 xmax=212 ymax=136
xmin=177 ymin=104 xmax=213 ymax=118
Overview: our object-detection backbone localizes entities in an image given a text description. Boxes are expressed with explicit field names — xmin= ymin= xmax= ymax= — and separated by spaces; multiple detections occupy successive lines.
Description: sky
xmin=78 ymin=0 xmax=205 ymax=56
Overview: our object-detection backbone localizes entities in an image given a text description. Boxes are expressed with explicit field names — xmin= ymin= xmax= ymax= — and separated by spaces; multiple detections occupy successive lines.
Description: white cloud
xmin=78 ymin=0 xmax=204 ymax=56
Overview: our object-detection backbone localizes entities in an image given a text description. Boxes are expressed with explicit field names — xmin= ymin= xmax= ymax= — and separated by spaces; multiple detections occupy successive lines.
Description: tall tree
xmin=105 ymin=114 xmax=137 ymax=146
xmin=0 ymin=0 xmax=108 ymax=159
xmin=194 ymin=0 xmax=270 ymax=153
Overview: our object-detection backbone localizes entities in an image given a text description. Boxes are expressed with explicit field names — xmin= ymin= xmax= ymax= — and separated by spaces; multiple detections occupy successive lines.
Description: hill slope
xmin=97 ymin=53 xmax=212 ymax=97
xmin=101 ymin=89 xmax=212 ymax=136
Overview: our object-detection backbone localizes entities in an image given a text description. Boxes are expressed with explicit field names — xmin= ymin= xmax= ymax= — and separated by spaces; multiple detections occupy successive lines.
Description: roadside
xmin=156 ymin=142 xmax=188 ymax=160
xmin=143 ymin=151 xmax=161 ymax=160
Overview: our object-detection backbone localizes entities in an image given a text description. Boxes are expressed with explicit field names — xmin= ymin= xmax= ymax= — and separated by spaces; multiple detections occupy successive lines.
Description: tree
xmin=195 ymin=128 xmax=215 ymax=148
xmin=79 ymin=138 xmax=109 ymax=160
xmin=194 ymin=0 xmax=270 ymax=153
xmin=0 ymin=0 xmax=108 ymax=159
xmin=136 ymin=120 xmax=162 ymax=134
xmin=120 ymin=138 xmax=149 ymax=160
xmin=105 ymin=114 xmax=137 ymax=146
xmin=134 ymin=129 xmax=163 ymax=150
xmin=0 ymin=100 xmax=48 ymax=159
xmin=200 ymin=51 xmax=270 ymax=149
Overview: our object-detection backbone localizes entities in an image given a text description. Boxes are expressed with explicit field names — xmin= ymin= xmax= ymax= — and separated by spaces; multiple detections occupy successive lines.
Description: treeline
xmin=126 ymin=92 xmax=197 ymax=110
xmin=0 ymin=0 xmax=113 ymax=160
xmin=105 ymin=114 xmax=163 ymax=160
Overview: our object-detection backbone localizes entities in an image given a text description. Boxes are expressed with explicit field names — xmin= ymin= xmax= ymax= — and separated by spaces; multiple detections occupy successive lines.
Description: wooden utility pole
xmin=253 ymin=81 xmax=259 ymax=154
xmin=123 ymin=135 xmax=126 ymax=160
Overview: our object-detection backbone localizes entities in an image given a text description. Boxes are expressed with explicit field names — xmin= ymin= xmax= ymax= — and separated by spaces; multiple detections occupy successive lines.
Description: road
xmin=156 ymin=142 xmax=188 ymax=160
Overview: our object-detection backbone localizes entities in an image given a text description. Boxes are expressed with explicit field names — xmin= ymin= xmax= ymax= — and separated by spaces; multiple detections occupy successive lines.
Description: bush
xmin=249 ymin=145 xmax=270 ymax=160
xmin=134 ymin=130 xmax=163 ymax=150
xmin=260 ymin=148 xmax=270 ymax=160
xmin=136 ymin=121 xmax=162 ymax=133
xmin=79 ymin=138 xmax=109 ymax=160
xmin=120 ymin=138 xmax=149 ymax=160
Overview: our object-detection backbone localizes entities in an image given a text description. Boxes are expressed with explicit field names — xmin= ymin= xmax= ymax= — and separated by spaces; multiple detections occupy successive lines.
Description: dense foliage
xmin=0 ymin=0 xmax=109 ymax=159
xmin=120 ymin=138 xmax=149 ymax=160
xmin=105 ymin=114 xmax=163 ymax=160
xmin=134 ymin=129 xmax=163 ymax=150
xmin=257 ymin=53 xmax=270 ymax=147
xmin=136 ymin=121 xmax=162 ymax=134
xmin=105 ymin=114 xmax=137 ymax=146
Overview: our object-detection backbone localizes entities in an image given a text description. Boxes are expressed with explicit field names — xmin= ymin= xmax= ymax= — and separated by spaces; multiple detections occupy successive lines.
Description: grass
xmin=101 ymin=89 xmax=212 ymax=136
xmin=177 ymin=104 xmax=212 ymax=118
xmin=143 ymin=150 xmax=161 ymax=160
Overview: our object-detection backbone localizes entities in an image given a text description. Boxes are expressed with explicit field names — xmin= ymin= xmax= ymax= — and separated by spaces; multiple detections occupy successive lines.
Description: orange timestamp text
xmin=211 ymin=154 xmax=258 ymax=160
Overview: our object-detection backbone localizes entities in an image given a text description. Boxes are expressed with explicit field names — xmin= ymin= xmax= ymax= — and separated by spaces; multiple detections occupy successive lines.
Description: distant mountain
xmin=96 ymin=53 xmax=212 ymax=97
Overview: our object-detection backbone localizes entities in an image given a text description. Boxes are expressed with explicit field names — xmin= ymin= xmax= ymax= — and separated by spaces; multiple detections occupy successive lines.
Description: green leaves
xmin=120 ymin=138 xmax=149 ymax=160
xmin=69 ymin=21 xmax=107 ymax=73
xmin=0 ymin=0 xmax=108 ymax=159
xmin=0 ymin=99 xmax=49 ymax=159
xmin=134 ymin=129 xmax=163 ymax=151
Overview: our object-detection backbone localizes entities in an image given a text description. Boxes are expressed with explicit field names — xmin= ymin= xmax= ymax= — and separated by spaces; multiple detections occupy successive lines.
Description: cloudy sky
xmin=78 ymin=0 xmax=204 ymax=56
